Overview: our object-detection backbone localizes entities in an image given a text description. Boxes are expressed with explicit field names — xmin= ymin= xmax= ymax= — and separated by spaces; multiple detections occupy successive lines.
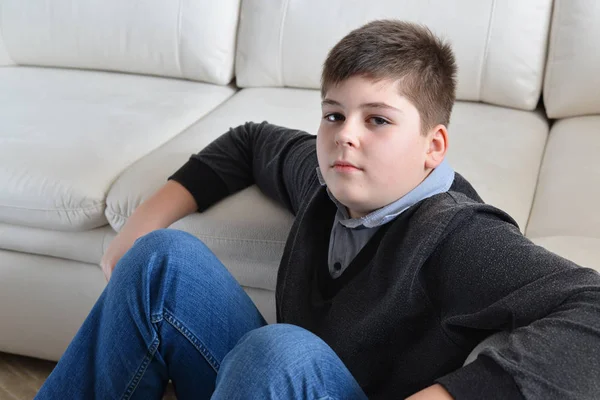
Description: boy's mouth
xmin=332 ymin=160 xmax=362 ymax=172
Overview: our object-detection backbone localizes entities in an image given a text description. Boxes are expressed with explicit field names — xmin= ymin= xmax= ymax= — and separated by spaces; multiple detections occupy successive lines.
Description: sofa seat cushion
xmin=0 ymin=67 xmax=236 ymax=231
xmin=0 ymin=223 xmax=115 ymax=266
xmin=105 ymin=88 xmax=548 ymax=292
xmin=526 ymin=116 xmax=600 ymax=271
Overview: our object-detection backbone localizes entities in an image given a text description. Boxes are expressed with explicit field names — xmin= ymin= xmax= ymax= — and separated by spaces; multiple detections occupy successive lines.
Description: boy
xmin=37 ymin=20 xmax=600 ymax=399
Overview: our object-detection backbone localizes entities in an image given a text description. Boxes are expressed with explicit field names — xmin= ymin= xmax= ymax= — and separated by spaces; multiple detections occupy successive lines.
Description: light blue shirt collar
xmin=316 ymin=159 xmax=455 ymax=229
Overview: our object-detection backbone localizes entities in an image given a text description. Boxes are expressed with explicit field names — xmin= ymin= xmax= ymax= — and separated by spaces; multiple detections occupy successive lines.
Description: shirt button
xmin=334 ymin=262 xmax=342 ymax=271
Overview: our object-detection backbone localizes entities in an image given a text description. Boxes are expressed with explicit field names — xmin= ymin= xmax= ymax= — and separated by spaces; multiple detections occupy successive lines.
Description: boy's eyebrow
xmin=322 ymin=99 xmax=343 ymax=107
xmin=321 ymin=99 xmax=401 ymax=113
xmin=361 ymin=102 xmax=402 ymax=113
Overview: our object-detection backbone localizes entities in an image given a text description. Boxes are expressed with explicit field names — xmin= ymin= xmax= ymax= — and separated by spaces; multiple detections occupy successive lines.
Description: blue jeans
xmin=35 ymin=229 xmax=367 ymax=400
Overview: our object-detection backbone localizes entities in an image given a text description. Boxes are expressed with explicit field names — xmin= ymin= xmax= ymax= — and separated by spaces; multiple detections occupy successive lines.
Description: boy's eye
xmin=369 ymin=116 xmax=390 ymax=126
xmin=324 ymin=113 xmax=345 ymax=122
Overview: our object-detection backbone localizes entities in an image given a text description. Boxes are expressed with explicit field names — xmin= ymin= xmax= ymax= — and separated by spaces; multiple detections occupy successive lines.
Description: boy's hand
xmin=406 ymin=384 xmax=453 ymax=400
xmin=100 ymin=180 xmax=198 ymax=282
xmin=101 ymin=231 xmax=139 ymax=282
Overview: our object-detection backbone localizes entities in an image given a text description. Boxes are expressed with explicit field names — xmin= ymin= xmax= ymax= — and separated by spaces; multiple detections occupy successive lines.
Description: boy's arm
xmin=426 ymin=208 xmax=600 ymax=399
xmin=406 ymin=384 xmax=453 ymax=399
xmin=102 ymin=122 xmax=316 ymax=281
xmin=101 ymin=180 xmax=198 ymax=281
xmin=169 ymin=121 xmax=318 ymax=216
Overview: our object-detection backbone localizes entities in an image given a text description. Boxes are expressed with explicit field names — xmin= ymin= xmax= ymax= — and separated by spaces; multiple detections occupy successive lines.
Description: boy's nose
xmin=335 ymin=127 xmax=360 ymax=148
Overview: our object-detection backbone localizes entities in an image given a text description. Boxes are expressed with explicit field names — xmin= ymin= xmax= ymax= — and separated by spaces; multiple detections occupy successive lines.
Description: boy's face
xmin=317 ymin=75 xmax=445 ymax=218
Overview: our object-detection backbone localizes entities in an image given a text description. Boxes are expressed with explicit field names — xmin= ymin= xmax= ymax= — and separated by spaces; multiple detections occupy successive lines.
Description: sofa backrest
xmin=236 ymin=0 xmax=553 ymax=111
xmin=0 ymin=0 xmax=240 ymax=84
xmin=544 ymin=0 xmax=600 ymax=118
xmin=0 ymin=39 xmax=13 ymax=66
xmin=0 ymin=12 xmax=14 ymax=66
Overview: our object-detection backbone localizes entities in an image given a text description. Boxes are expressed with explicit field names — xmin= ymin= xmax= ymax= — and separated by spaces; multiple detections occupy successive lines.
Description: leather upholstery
xmin=0 ymin=0 xmax=241 ymax=84
xmin=236 ymin=0 xmax=552 ymax=110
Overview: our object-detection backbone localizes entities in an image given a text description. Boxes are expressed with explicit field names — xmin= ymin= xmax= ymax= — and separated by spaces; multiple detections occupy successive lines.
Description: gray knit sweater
xmin=170 ymin=121 xmax=600 ymax=399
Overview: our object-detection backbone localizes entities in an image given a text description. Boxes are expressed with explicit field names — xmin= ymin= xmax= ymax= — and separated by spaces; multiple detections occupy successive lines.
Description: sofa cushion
xmin=543 ymin=0 xmax=600 ymax=118
xmin=106 ymin=88 xmax=548 ymax=292
xmin=0 ymin=67 xmax=236 ymax=231
xmin=236 ymin=0 xmax=552 ymax=110
xmin=0 ymin=223 xmax=115 ymax=266
xmin=0 ymin=0 xmax=240 ymax=84
xmin=105 ymin=88 xmax=315 ymax=291
xmin=446 ymin=103 xmax=548 ymax=229
xmin=526 ymin=117 xmax=600 ymax=271
xmin=0 ymin=29 xmax=13 ymax=67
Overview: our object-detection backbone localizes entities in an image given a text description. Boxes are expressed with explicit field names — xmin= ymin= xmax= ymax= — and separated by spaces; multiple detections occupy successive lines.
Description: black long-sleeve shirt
xmin=169 ymin=121 xmax=600 ymax=399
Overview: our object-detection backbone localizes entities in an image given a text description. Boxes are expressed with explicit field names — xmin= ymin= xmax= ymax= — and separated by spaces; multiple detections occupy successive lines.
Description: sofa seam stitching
xmin=479 ymin=0 xmax=496 ymax=101
xmin=277 ymin=0 xmax=290 ymax=86
xmin=0 ymin=203 xmax=105 ymax=212
xmin=523 ymin=121 xmax=551 ymax=235
xmin=105 ymin=214 xmax=289 ymax=245
xmin=0 ymin=4 xmax=15 ymax=65
xmin=176 ymin=0 xmax=183 ymax=78
xmin=544 ymin=0 xmax=560 ymax=117
xmin=191 ymin=235 xmax=287 ymax=245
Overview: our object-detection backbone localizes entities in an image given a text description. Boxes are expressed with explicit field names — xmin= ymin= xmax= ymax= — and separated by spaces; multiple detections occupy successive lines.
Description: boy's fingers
xmin=101 ymin=261 xmax=112 ymax=282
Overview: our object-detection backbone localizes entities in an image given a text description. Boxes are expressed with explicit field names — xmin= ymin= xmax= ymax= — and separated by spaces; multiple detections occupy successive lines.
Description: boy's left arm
xmin=405 ymin=384 xmax=454 ymax=399
xmin=424 ymin=208 xmax=600 ymax=399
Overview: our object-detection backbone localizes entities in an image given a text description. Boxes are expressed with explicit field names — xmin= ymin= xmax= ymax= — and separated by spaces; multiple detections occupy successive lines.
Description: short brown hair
xmin=321 ymin=20 xmax=457 ymax=133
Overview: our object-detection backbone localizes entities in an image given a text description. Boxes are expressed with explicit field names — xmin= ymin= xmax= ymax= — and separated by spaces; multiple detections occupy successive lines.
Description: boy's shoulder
xmin=397 ymin=189 xmax=522 ymax=270
xmin=410 ymin=173 xmax=520 ymax=238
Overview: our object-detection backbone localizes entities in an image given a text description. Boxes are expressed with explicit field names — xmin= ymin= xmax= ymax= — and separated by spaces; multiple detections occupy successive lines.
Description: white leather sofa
xmin=0 ymin=0 xmax=598 ymax=365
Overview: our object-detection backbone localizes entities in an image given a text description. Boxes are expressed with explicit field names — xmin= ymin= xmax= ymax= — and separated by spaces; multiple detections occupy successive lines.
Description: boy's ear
xmin=425 ymin=124 xmax=448 ymax=170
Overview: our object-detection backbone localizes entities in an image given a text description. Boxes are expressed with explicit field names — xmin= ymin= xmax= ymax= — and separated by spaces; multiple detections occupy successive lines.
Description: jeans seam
xmin=151 ymin=313 xmax=163 ymax=324
xmin=120 ymin=337 xmax=160 ymax=400
xmin=163 ymin=310 xmax=221 ymax=373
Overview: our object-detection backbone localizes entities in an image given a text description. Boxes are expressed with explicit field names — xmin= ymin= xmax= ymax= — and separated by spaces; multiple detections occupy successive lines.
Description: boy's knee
xmin=133 ymin=229 xmax=200 ymax=253
xmin=241 ymin=323 xmax=322 ymax=346
xmin=215 ymin=324 xmax=344 ymax=398
xmin=225 ymin=324 xmax=329 ymax=370
xmin=129 ymin=229 xmax=212 ymax=262
xmin=114 ymin=229 xmax=215 ymax=282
